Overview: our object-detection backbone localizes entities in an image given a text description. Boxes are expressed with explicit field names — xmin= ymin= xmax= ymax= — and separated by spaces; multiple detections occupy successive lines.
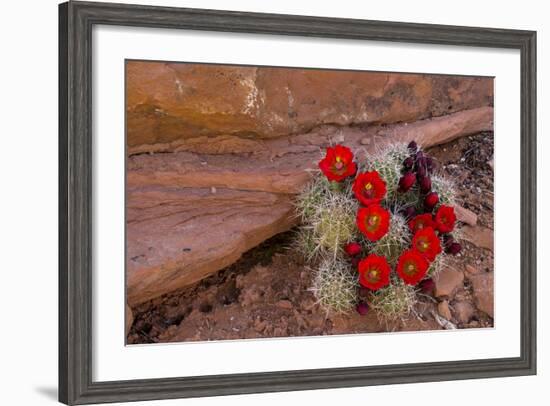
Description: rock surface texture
xmin=126 ymin=62 xmax=494 ymax=306
xmin=434 ymin=268 xmax=465 ymax=298
xmin=468 ymin=272 xmax=495 ymax=317
xmin=127 ymin=62 xmax=493 ymax=153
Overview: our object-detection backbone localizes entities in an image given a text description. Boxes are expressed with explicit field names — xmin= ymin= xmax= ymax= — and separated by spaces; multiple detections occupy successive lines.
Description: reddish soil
xmin=127 ymin=132 xmax=494 ymax=344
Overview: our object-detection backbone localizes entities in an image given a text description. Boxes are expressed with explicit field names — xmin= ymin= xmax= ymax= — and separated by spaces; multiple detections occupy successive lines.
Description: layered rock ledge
xmin=127 ymin=62 xmax=493 ymax=153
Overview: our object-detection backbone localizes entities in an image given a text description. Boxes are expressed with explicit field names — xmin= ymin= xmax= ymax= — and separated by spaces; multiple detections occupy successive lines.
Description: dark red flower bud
xmin=344 ymin=242 xmax=362 ymax=257
xmin=403 ymin=156 xmax=415 ymax=169
xmin=418 ymin=278 xmax=435 ymax=294
xmin=447 ymin=242 xmax=462 ymax=255
xmin=408 ymin=141 xmax=418 ymax=153
xmin=416 ymin=164 xmax=427 ymax=178
xmin=419 ymin=176 xmax=432 ymax=193
xmin=399 ymin=172 xmax=416 ymax=192
xmin=401 ymin=205 xmax=417 ymax=219
xmin=442 ymin=234 xmax=454 ymax=249
xmin=350 ymin=257 xmax=361 ymax=267
xmin=424 ymin=192 xmax=439 ymax=211
xmin=356 ymin=301 xmax=369 ymax=316
xmin=417 ymin=155 xmax=427 ymax=166
xmin=358 ymin=287 xmax=370 ymax=297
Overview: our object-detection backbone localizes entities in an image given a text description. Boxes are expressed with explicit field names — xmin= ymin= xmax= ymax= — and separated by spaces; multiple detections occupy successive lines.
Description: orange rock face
xmin=434 ymin=268 xmax=465 ymax=298
xmin=469 ymin=272 xmax=494 ymax=318
xmin=126 ymin=187 xmax=296 ymax=306
xmin=126 ymin=61 xmax=493 ymax=153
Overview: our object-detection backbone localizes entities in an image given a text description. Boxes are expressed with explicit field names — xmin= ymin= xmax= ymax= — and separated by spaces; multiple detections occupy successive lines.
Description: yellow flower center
xmin=368 ymin=215 xmax=379 ymax=226
xmin=364 ymin=182 xmax=373 ymax=190
xmin=404 ymin=261 xmax=417 ymax=276
xmin=421 ymin=241 xmax=429 ymax=250
xmin=334 ymin=156 xmax=344 ymax=170
xmin=368 ymin=268 xmax=379 ymax=280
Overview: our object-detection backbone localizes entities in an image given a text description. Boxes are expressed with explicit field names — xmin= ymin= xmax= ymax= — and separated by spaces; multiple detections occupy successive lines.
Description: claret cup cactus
xmin=296 ymin=141 xmax=461 ymax=320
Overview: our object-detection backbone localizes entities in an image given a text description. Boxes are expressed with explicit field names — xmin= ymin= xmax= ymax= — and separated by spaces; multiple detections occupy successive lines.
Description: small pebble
xmin=276 ymin=300 xmax=293 ymax=310
xmin=360 ymin=138 xmax=371 ymax=145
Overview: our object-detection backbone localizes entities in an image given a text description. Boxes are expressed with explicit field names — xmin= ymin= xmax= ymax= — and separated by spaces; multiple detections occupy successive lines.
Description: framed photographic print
xmin=59 ymin=1 xmax=536 ymax=404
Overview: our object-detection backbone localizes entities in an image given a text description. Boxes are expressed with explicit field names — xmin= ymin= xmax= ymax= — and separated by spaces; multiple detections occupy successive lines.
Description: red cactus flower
xmin=318 ymin=145 xmax=357 ymax=182
xmin=434 ymin=205 xmax=457 ymax=233
xmin=398 ymin=172 xmax=416 ymax=192
xmin=344 ymin=242 xmax=362 ymax=256
xmin=408 ymin=213 xmax=434 ymax=234
xmin=358 ymin=254 xmax=391 ymax=291
xmin=396 ymin=249 xmax=429 ymax=285
xmin=356 ymin=301 xmax=369 ymax=316
xmin=424 ymin=192 xmax=439 ymax=211
xmin=412 ymin=227 xmax=442 ymax=262
xmin=352 ymin=171 xmax=387 ymax=206
xmin=357 ymin=205 xmax=390 ymax=241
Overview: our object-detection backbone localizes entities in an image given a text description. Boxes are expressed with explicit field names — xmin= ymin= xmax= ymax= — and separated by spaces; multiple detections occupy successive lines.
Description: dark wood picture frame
xmin=59 ymin=1 xmax=537 ymax=404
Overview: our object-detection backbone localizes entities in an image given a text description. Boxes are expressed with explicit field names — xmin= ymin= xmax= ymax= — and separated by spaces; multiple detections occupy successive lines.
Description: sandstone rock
xmin=465 ymin=264 xmax=481 ymax=276
xmin=431 ymin=311 xmax=457 ymax=330
xmin=126 ymin=188 xmax=296 ymax=306
xmin=126 ymin=108 xmax=494 ymax=195
xmin=470 ymin=272 xmax=494 ymax=317
xmin=434 ymin=269 xmax=464 ymax=298
xmin=276 ymin=300 xmax=293 ymax=310
xmin=461 ymin=225 xmax=494 ymax=251
xmin=452 ymin=301 xmax=475 ymax=323
xmin=125 ymin=304 xmax=134 ymax=337
xmin=253 ymin=318 xmax=268 ymax=333
xmin=126 ymin=61 xmax=493 ymax=153
xmin=454 ymin=205 xmax=478 ymax=226
xmin=126 ymin=109 xmax=492 ymax=305
xmin=438 ymin=301 xmax=452 ymax=320
xmin=466 ymin=320 xmax=480 ymax=328
xmin=374 ymin=107 xmax=493 ymax=151
xmin=360 ymin=137 xmax=372 ymax=145
xmin=126 ymin=149 xmax=312 ymax=194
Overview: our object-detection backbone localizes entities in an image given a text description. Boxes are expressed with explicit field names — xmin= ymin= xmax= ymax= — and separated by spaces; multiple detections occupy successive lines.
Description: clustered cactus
xmin=310 ymin=257 xmax=358 ymax=313
xmin=295 ymin=141 xmax=462 ymax=321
